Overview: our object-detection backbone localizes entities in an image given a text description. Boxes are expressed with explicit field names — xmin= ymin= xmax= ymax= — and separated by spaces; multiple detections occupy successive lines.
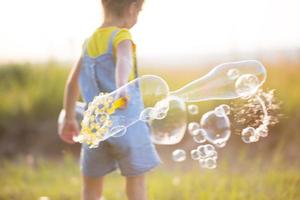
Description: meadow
xmin=0 ymin=59 xmax=300 ymax=199
xmin=1 ymin=154 xmax=299 ymax=200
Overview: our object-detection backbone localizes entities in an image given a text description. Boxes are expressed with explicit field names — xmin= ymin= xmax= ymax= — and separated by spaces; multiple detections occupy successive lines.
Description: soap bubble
xmin=152 ymin=111 xmax=168 ymax=120
xmin=192 ymin=129 xmax=206 ymax=143
xmin=188 ymin=104 xmax=199 ymax=115
xmin=205 ymin=144 xmax=215 ymax=152
xmin=198 ymin=145 xmax=218 ymax=169
xmin=235 ymin=74 xmax=260 ymax=97
xmin=150 ymin=96 xmax=187 ymax=145
xmin=205 ymin=157 xmax=217 ymax=169
xmin=190 ymin=149 xmax=201 ymax=160
xmin=199 ymin=158 xmax=207 ymax=168
xmin=227 ymin=68 xmax=240 ymax=80
xmin=152 ymin=99 xmax=169 ymax=120
xmin=200 ymin=110 xmax=231 ymax=145
xmin=231 ymin=89 xmax=278 ymax=138
xmin=197 ymin=144 xmax=216 ymax=158
xmin=220 ymin=104 xmax=230 ymax=115
xmin=209 ymin=150 xmax=218 ymax=160
xmin=214 ymin=104 xmax=231 ymax=117
xmin=256 ymin=125 xmax=268 ymax=137
xmin=172 ymin=149 xmax=186 ymax=162
xmin=139 ymin=107 xmax=155 ymax=122
xmin=241 ymin=127 xmax=259 ymax=143
xmin=110 ymin=125 xmax=127 ymax=137
xmin=188 ymin=122 xmax=201 ymax=136
xmin=171 ymin=60 xmax=266 ymax=102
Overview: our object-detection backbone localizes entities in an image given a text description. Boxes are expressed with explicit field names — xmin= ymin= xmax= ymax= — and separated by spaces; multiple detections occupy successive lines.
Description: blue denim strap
xmin=107 ymin=29 xmax=120 ymax=54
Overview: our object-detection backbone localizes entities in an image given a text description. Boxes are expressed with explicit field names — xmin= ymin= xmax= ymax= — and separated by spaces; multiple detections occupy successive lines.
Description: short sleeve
xmin=113 ymin=29 xmax=135 ymax=49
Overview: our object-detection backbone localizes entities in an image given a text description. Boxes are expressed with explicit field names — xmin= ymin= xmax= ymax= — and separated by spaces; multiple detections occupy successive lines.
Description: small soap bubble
xmin=197 ymin=144 xmax=215 ymax=158
xmin=154 ymin=99 xmax=170 ymax=113
xmin=139 ymin=107 xmax=155 ymax=122
xmin=199 ymin=158 xmax=207 ymax=168
xmin=152 ymin=110 xmax=168 ymax=120
xmin=205 ymin=157 xmax=217 ymax=169
xmin=220 ymin=104 xmax=230 ymax=115
xmin=188 ymin=122 xmax=201 ymax=136
xmin=214 ymin=106 xmax=225 ymax=117
xmin=197 ymin=145 xmax=207 ymax=158
xmin=192 ymin=129 xmax=206 ymax=143
xmin=227 ymin=68 xmax=240 ymax=80
xmin=256 ymin=125 xmax=268 ymax=137
xmin=172 ymin=149 xmax=186 ymax=162
xmin=241 ymin=127 xmax=257 ymax=143
xmin=190 ymin=149 xmax=201 ymax=160
xmin=235 ymin=74 xmax=260 ymax=97
xmin=153 ymin=99 xmax=169 ymax=120
xmin=188 ymin=104 xmax=199 ymax=115
xmin=205 ymin=144 xmax=215 ymax=152
xmin=210 ymin=150 xmax=218 ymax=160
xmin=110 ymin=125 xmax=127 ymax=137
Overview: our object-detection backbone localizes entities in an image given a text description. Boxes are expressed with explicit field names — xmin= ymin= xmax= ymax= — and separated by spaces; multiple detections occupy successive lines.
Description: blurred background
xmin=0 ymin=0 xmax=300 ymax=199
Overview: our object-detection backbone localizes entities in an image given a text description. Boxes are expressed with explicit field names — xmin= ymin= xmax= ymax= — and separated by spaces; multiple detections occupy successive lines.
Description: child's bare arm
xmin=58 ymin=57 xmax=82 ymax=144
xmin=63 ymin=57 xmax=82 ymax=120
xmin=115 ymin=40 xmax=134 ymax=89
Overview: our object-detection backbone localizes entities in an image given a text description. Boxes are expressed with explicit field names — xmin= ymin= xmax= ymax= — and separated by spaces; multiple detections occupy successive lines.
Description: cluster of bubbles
xmin=60 ymin=59 xmax=279 ymax=169
xmin=170 ymin=63 xmax=279 ymax=169
xmin=172 ymin=144 xmax=218 ymax=169
xmin=139 ymin=98 xmax=170 ymax=122
xmin=174 ymin=103 xmax=231 ymax=169
xmin=231 ymin=89 xmax=280 ymax=142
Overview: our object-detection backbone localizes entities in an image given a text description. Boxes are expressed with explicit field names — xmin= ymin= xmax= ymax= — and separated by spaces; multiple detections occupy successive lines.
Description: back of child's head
xmin=101 ymin=0 xmax=144 ymax=17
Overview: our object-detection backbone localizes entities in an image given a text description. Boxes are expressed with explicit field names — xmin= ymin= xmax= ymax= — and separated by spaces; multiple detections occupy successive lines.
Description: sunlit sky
xmin=0 ymin=0 xmax=300 ymax=63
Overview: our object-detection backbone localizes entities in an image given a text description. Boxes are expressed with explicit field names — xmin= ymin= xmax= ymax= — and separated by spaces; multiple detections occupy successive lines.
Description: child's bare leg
xmin=82 ymin=176 xmax=104 ymax=200
xmin=126 ymin=174 xmax=147 ymax=200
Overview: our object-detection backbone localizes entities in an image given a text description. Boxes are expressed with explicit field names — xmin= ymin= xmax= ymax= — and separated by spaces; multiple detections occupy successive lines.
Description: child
xmin=58 ymin=0 xmax=160 ymax=199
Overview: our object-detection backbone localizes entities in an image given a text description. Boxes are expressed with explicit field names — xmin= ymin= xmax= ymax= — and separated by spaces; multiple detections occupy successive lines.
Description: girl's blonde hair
xmin=101 ymin=0 xmax=144 ymax=17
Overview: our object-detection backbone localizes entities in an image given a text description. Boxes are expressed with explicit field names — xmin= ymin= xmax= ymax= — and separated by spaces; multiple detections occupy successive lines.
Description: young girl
xmin=58 ymin=0 xmax=160 ymax=199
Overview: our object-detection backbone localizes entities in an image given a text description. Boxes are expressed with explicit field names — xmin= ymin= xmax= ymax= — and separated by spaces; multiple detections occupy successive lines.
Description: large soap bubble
xmin=200 ymin=110 xmax=231 ymax=145
xmin=150 ymin=96 xmax=187 ymax=145
xmin=171 ymin=60 xmax=266 ymax=102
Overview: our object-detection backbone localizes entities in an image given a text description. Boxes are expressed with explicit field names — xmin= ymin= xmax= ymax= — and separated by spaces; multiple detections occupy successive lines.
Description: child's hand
xmin=58 ymin=118 xmax=79 ymax=144
xmin=115 ymin=88 xmax=129 ymax=110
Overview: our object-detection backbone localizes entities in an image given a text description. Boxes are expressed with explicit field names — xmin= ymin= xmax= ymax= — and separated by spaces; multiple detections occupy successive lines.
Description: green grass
xmin=0 ymin=155 xmax=299 ymax=200
xmin=0 ymin=61 xmax=300 ymax=199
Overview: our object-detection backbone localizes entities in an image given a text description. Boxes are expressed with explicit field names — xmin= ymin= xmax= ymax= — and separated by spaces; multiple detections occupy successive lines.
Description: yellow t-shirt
xmin=84 ymin=26 xmax=137 ymax=81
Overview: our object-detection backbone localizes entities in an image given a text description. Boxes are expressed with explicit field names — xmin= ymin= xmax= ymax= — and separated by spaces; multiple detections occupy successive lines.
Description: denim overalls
xmin=79 ymin=29 xmax=160 ymax=177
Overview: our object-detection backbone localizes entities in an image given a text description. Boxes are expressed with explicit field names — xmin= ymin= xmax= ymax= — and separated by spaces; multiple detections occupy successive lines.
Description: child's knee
xmin=126 ymin=174 xmax=145 ymax=184
xmin=82 ymin=176 xmax=104 ymax=200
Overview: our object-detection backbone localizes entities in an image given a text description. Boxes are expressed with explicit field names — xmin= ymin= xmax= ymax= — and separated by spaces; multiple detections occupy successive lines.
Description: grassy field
xmin=0 ymin=154 xmax=299 ymax=200
xmin=0 ymin=60 xmax=300 ymax=199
